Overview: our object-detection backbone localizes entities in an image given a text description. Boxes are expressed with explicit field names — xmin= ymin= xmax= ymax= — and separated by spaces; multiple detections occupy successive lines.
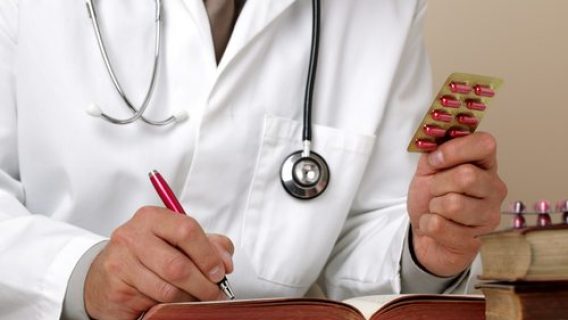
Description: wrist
xmin=408 ymin=228 xmax=439 ymax=276
xmin=401 ymin=227 xmax=461 ymax=294
xmin=63 ymin=240 xmax=107 ymax=320
xmin=410 ymin=226 xmax=472 ymax=277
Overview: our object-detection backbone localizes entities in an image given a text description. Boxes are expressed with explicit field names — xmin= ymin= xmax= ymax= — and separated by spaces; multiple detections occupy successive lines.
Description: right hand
xmin=84 ymin=206 xmax=234 ymax=320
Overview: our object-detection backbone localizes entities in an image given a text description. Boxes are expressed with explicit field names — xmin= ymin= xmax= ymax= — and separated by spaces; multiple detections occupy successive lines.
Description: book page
xmin=343 ymin=295 xmax=403 ymax=319
xmin=142 ymin=297 xmax=365 ymax=320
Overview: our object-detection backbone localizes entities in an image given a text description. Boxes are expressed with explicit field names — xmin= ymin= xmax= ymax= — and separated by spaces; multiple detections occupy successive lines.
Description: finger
xmin=123 ymin=253 xmax=196 ymax=303
xmin=136 ymin=208 xmax=227 ymax=283
xmin=427 ymin=132 xmax=498 ymax=172
xmin=85 ymin=240 xmax=159 ymax=319
xmin=207 ymin=234 xmax=235 ymax=255
xmin=133 ymin=234 xmax=223 ymax=301
xmin=106 ymin=280 xmax=157 ymax=320
xmin=208 ymin=234 xmax=235 ymax=273
xmin=429 ymin=193 xmax=500 ymax=228
xmin=157 ymin=216 xmax=226 ymax=282
xmin=430 ymin=164 xmax=494 ymax=198
xmin=418 ymin=213 xmax=481 ymax=252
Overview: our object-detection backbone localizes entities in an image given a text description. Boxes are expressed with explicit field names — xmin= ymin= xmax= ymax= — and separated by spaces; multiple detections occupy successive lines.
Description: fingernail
xmin=428 ymin=150 xmax=444 ymax=167
xmin=223 ymin=251 xmax=233 ymax=264
xmin=208 ymin=266 xmax=225 ymax=283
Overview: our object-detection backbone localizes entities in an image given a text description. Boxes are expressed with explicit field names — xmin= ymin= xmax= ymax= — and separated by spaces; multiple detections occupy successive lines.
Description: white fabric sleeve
xmin=0 ymin=2 xmax=106 ymax=319
xmin=319 ymin=0 xmax=467 ymax=300
xmin=62 ymin=241 xmax=107 ymax=320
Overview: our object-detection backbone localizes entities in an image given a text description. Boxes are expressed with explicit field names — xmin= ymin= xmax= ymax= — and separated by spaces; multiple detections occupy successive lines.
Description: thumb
xmin=414 ymin=152 xmax=438 ymax=177
xmin=208 ymin=234 xmax=235 ymax=274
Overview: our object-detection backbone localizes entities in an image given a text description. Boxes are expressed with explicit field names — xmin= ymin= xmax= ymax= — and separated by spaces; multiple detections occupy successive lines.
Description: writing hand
xmin=84 ymin=206 xmax=234 ymax=319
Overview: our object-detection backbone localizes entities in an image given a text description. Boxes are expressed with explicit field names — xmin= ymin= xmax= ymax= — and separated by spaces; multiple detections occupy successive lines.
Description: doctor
xmin=0 ymin=0 xmax=506 ymax=319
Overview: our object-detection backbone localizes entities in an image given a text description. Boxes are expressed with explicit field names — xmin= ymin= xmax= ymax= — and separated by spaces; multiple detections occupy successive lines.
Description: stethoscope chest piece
xmin=281 ymin=151 xmax=329 ymax=200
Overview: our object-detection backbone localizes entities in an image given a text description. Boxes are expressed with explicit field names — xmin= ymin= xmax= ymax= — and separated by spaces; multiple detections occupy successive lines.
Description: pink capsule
xmin=513 ymin=215 xmax=526 ymax=229
xmin=537 ymin=214 xmax=552 ymax=227
xmin=440 ymin=95 xmax=461 ymax=108
xmin=431 ymin=109 xmax=453 ymax=123
xmin=415 ymin=139 xmax=437 ymax=151
xmin=457 ymin=114 xmax=479 ymax=126
xmin=534 ymin=200 xmax=551 ymax=214
xmin=423 ymin=124 xmax=446 ymax=138
xmin=556 ymin=200 xmax=568 ymax=213
xmin=510 ymin=201 xmax=526 ymax=214
xmin=466 ymin=99 xmax=487 ymax=111
xmin=556 ymin=200 xmax=568 ymax=224
xmin=509 ymin=201 xmax=527 ymax=229
xmin=534 ymin=201 xmax=552 ymax=227
xmin=448 ymin=127 xmax=471 ymax=138
xmin=449 ymin=82 xmax=472 ymax=94
xmin=474 ymin=85 xmax=495 ymax=97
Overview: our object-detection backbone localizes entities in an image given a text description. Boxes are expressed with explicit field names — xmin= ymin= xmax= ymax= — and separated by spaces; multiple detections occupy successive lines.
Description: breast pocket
xmin=242 ymin=115 xmax=376 ymax=288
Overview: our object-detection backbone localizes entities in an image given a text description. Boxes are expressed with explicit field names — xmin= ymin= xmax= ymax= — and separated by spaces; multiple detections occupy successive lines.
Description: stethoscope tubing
xmin=303 ymin=0 xmax=320 ymax=145
xmin=86 ymin=0 xmax=176 ymax=125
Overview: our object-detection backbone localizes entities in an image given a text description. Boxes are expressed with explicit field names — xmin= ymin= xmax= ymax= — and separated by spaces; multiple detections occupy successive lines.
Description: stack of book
xmin=478 ymin=224 xmax=568 ymax=320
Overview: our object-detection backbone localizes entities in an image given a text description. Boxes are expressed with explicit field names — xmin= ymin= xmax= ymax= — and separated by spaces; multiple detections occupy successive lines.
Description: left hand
xmin=407 ymin=132 xmax=507 ymax=277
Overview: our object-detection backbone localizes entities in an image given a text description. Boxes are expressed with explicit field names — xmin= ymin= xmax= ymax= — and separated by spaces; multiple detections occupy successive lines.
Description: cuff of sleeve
xmin=400 ymin=227 xmax=469 ymax=294
xmin=38 ymin=233 xmax=106 ymax=320
xmin=61 ymin=240 xmax=107 ymax=320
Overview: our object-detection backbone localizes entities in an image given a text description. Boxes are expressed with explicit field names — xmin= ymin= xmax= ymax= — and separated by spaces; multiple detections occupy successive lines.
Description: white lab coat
xmin=0 ymin=0 xmax=434 ymax=318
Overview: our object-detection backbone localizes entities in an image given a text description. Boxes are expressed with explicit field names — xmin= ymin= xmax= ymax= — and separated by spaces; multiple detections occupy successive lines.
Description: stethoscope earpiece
xmin=281 ymin=150 xmax=329 ymax=200
xmin=86 ymin=103 xmax=103 ymax=117
xmin=173 ymin=110 xmax=190 ymax=123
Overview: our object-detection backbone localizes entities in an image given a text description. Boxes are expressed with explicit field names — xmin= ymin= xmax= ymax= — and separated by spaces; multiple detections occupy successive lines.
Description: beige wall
xmin=425 ymin=0 xmax=568 ymax=227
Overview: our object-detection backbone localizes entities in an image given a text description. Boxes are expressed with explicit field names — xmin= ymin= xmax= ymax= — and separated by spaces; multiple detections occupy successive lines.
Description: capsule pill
xmin=510 ymin=201 xmax=527 ymax=229
xmin=534 ymin=200 xmax=552 ymax=227
xmin=457 ymin=113 xmax=478 ymax=126
xmin=440 ymin=95 xmax=461 ymax=108
xmin=415 ymin=139 xmax=437 ymax=151
xmin=474 ymin=85 xmax=495 ymax=97
xmin=423 ymin=124 xmax=446 ymax=138
xmin=466 ymin=99 xmax=487 ymax=111
xmin=431 ymin=109 xmax=453 ymax=123
xmin=557 ymin=200 xmax=568 ymax=224
xmin=448 ymin=127 xmax=471 ymax=138
xmin=449 ymin=82 xmax=472 ymax=94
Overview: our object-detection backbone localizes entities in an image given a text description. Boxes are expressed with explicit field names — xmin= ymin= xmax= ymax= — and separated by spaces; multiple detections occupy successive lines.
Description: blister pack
xmin=506 ymin=200 xmax=568 ymax=229
xmin=407 ymin=73 xmax=503 ymax=152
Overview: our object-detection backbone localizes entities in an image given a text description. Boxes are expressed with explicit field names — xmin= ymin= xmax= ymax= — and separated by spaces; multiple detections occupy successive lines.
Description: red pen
xmin=148 ymin=170 xmax=236 ymax=300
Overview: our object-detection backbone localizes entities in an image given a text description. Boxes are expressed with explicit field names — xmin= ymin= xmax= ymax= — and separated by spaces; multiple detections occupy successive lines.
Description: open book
xmin=141 ymin=294 xmax=484 ymax=320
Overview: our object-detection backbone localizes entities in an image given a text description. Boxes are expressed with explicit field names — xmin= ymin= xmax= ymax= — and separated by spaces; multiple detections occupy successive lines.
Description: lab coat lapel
xmin=217 ymin=0 xmax=298 ymax=72
xmin=179 ymin=0 xmax=217 ymax=67
xmin=179 ymin=0 xmax=299 ymax=74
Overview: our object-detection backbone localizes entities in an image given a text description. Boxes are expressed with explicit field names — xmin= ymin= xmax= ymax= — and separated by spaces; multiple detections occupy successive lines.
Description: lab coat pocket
xmin=243 ymin=115 xmax=376 ymax=288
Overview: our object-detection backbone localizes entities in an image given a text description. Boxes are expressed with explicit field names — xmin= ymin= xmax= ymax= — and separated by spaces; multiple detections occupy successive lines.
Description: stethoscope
xmin=85 ymin=0 xmax=329 ymax=200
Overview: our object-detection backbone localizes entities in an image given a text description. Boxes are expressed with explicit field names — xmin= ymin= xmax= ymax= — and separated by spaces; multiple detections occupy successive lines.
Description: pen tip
xmin=218 ymin=277 xmax=236 ymax=300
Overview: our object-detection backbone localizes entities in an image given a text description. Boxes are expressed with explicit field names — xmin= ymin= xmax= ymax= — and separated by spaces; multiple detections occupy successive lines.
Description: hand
xmin=407 ymin=132 xmax=507 ymax=277
xmin=84 ymin=206 xmax=234 ymax=320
